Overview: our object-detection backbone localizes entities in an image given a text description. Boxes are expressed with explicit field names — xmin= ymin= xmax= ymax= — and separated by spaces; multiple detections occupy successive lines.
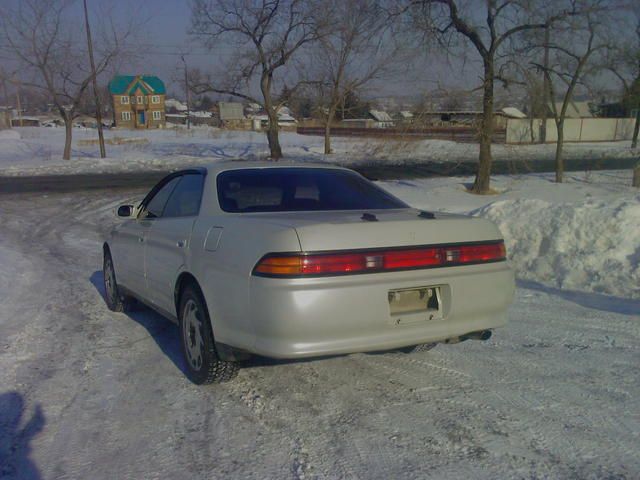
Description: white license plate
xmin=388 ymin=286 xmax=442 ymax=324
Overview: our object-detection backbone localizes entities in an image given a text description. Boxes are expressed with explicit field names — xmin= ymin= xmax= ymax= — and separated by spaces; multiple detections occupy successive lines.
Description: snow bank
xmin=474 ymin=196 xmax=640 ymax=299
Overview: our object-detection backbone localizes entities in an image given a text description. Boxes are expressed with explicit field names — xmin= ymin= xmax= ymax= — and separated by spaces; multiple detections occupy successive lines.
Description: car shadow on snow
xmin=517 ymin=279 xmax=640 ymax=316
xmin=89 ymin=271 xmax=189 ymax=377
xmin=0 ymin=391 xmax=45 ymax=480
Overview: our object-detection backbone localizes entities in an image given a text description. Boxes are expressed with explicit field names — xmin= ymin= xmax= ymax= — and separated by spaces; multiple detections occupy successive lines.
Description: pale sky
xmin=2 ymin=0 xmax=629 ymax=107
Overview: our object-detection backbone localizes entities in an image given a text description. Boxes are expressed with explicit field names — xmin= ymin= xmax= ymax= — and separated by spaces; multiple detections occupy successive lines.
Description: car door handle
xmin=176 ymin=240 xmax=186 ymax=248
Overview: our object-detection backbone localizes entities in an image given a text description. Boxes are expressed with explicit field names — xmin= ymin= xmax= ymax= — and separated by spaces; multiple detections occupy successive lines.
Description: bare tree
xmin=534 ymin=3 xmax=612 ymax=183
xmin=603 ymin=5 xmax=640 ymax=186
xmin=0 ymin=0 xmax=130 ymax=160
xmin=409 ymin=0 xmax=555 ymax=193
xmin=190 ymin=0 xmax=324 ymax=160
xmin=312 ymin=0 xmax=401 ymax=154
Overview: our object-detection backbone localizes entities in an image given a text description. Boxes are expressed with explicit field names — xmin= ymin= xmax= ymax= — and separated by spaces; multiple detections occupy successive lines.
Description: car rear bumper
xmin=247 ymin=262 xmax=515 ymax=358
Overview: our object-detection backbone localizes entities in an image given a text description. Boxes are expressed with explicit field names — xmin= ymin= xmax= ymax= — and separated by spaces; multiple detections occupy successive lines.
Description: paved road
xmin=0 ymin=156 xmax=638 ymax=193
xmin=0 ymin=171 xmax=167 ymax=194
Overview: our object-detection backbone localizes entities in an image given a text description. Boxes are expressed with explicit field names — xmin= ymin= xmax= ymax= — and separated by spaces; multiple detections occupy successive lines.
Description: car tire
xmin=103 ymin=250 xmax=133 ymax=313
xmin=178 ymin=284 xmax=239 ymax=384
xmin=399 ymin=343 xmax=437 ymax=354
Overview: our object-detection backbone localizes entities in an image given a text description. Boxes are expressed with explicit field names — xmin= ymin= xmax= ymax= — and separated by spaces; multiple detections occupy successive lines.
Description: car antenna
xmin=361 ymin=213 xmax=378 ymax=222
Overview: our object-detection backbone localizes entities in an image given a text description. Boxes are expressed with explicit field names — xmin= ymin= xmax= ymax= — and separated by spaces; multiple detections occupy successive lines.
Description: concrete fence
xmin=506 ymin=118 xmax=637 ymax=144
xmin=297 ymin=126 xmax=506 ymax=143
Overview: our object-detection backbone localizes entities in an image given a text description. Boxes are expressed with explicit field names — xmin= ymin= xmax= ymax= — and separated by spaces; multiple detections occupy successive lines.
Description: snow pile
xmin=474 ymin=196 xmax=640 ymax=299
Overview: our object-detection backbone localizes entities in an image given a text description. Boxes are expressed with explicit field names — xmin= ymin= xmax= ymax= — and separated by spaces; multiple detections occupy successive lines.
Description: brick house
xmin=108 ymin=75 xmax=166 ymax=129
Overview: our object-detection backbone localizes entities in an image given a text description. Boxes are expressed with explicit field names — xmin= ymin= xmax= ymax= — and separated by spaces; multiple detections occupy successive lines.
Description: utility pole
xmin=540 ymin=25 xmax=550 ymax=144
xmin=0 ymin=69 xmax=9 ymax=128
xmin=83 ymin=0 xmax=106 ymax=157
xmin=181 ymin=55 xmax=191 ymax=130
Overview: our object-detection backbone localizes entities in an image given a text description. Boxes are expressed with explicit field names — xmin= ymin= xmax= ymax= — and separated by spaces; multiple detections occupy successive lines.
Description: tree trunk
xmin=555 ymin=121 xmax=564 ymax=183
xmin=528 ymin=93 xmax=535 ymax=144
xmin=632 ymin=107 xmax=640 ymax=149
xmin=63 ymin=115 xmax=73 ymax=160
xmin=324 ymin=106 xmax=337 ymax=155
xmin=633 ymin=162 xmax=640 ymax=188
xmin=324 ymin=123 xmax=332 ymax=155
xmin=261 ymin=72 xmax=282 ymax=160
xmin=266 ymin=109 xmax=282 ymax=160
xmin=540 ymin=26 xmax=550 ymax=144
xmin=471 ymin=61 xmax=494 ymax=194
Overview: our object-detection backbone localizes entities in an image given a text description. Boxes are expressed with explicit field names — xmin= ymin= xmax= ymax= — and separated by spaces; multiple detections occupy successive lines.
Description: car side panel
xmin=187 ymin=216 xmax=302 ymax=351
xmin=145 ymin=217 xmax=197 ymax=314
xmin=109 ymin=219 xmax=150 ymax=298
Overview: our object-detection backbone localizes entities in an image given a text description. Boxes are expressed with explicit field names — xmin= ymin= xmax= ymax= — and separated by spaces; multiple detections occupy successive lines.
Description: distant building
xmin=369 ymin=110 xmax=394 ymax=128
xmin=416 ymin=110 xmax=511 ymax=128
xmin=165 ymin=98 xmax=188 ymax=113
xmin=11 ymin=117 xmax=41 ymax=127
xmin=249 ymin=106 xmax=297 ymax=129
xmin=340 ymin=118 xmax=376 ymax=128
xmin=218 ymin=102 xmax=244 ymax=125
xmin=501 ymin=107 xmax=526 ymax=119
xmin=339 ymin=110 xmax=395 ymax=129
xmin=394 ymin=110 xmax=415 ymax=125
xmin=109 ymin=75 xmax=166 ymax=129
xmin=551 ymin=100 xmax=594 ymax=118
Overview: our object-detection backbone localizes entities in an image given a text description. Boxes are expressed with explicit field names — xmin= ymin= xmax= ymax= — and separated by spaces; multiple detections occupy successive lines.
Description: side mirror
xmin=117 ymin=205 xmax=134 ymax=218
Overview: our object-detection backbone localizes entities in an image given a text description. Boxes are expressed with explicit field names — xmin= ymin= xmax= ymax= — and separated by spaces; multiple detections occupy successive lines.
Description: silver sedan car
xmin=103 ymin=162 xmax=515 ymax=384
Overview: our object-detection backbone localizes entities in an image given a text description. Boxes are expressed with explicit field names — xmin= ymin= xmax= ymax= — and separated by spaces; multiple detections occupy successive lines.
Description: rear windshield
xmin=217 ymin=168 xmax=408 ymax=213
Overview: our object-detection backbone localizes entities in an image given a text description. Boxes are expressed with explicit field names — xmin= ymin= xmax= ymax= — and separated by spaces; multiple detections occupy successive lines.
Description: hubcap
xmin=182 ymin=299 xmax=204 ymax=371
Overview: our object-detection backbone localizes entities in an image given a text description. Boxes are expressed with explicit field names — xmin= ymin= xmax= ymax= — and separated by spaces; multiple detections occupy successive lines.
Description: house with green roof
xmin=108 ymin=75 xmax=166 ymax=129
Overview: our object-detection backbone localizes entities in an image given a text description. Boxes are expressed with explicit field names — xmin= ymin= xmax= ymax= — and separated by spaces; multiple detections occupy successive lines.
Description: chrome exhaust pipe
xmin=465 ymin=330 xmax=492 ymax=341
xmin=444 ymin=330 xmax=492 ymax=344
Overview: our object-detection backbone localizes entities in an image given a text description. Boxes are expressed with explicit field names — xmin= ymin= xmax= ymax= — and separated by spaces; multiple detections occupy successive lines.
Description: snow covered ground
xmin=0 ymin=126 xmax=637 ymax=176
xmin=0 ymin=172 xmax=638 ymax=479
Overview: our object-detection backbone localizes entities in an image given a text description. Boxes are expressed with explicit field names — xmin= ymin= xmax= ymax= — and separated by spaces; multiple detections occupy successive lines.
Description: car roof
xmin=202 ymin=160 xmax=352 ymax=176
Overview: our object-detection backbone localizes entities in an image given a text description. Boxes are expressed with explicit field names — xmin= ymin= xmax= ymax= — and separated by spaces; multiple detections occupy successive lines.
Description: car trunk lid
xmin=241 ymin=209 xmax=503 ymax=252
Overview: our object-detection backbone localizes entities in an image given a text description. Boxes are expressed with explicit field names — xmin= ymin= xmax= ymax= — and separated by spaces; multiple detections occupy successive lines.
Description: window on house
xmin=137 ymin=96 xmax=144 ymax=105
xmin=121 ymin=111 xmax=131 ymax=121
xmin=121 ymin=96 xmax=129 ymax=104
xmin=152 ymin=111 xmax=162 ymax=120
xmin=151 ymin=95 xmax=160 ymax=104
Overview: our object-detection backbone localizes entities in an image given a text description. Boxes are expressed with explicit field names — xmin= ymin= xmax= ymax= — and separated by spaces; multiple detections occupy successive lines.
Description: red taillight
xmin=253 ymin=241 xmax=507 ymax=277
xmin=383 ymin=248 xmax=442 ymax=269
xmin=302 ymin=253 xmax=367 ymax=274
xmin=444 ymin=243 xmax=506 ymax=264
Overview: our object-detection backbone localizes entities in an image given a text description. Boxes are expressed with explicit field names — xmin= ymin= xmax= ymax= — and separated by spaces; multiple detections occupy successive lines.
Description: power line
xmin=0 ymin=44 xmax=233 ymax=57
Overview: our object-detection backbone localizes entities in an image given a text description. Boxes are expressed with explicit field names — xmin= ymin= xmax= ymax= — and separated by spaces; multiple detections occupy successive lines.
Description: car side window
xmin=140 ymin=176 xmax=182 ymax=219
xmin=163 ymin=174 xmax=205 ymax=218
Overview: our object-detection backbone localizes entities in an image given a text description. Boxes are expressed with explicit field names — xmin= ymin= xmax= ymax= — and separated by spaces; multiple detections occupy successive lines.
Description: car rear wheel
xmin=103 ymin=250 xmax=133 ymax=313
xmin=179 ymin=285 xmax=239 ymax=384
